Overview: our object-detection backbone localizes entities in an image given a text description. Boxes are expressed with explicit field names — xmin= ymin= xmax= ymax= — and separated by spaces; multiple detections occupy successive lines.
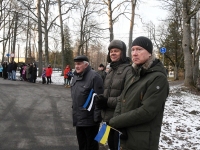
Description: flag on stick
xmin=83 ymin=89 xmax=97 ymax=111
xmin=94 ymin=123 xmax=111 ymax=144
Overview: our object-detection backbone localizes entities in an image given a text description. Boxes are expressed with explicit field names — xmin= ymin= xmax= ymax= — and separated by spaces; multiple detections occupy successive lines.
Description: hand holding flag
xmin=94 ymin=123 xmax=122 ymax=150
xmin=83 ymin=89 xmax=97 ymax=111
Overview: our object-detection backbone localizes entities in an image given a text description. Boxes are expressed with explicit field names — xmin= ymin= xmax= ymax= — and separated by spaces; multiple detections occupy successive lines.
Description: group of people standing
xmin=19 ymin=63 xmax=37 ymax=83
xmin=63 ymin=65 xmax=74 ymax=88
xmin=70 ymin=36 xmax=169 ymax=150
xmin=41 ymin=64 xmax=53 ymax=84
xmin=1 ymin=61 xmax=18 ymax=81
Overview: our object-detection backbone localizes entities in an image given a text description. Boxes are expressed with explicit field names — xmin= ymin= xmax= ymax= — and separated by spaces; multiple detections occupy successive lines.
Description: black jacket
xmin=71 ymin=65 xmax=104 ymax=126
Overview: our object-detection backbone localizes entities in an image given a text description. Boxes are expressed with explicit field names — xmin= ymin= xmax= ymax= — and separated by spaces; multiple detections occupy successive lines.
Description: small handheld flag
xmin=95 ymin=123 xmax=122 ymax=150
xmin=83 ymin=89 xmax=97 ymax=111
xmin=94 ymin=123 xmax=111 ymax=144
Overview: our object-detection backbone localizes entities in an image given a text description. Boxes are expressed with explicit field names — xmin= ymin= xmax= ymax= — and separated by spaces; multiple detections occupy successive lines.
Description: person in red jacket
xmin=46 ymin=64 xmax=53 ymax=84
xmin=64 ymin=65 xmax=70 ymax=87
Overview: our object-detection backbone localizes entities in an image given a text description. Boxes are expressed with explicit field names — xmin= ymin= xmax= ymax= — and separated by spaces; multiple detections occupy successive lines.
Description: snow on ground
xmin=159 ymin=84 xmax=200 ymax=150
xmin=17 ymin=71 xmax=200 ymax=149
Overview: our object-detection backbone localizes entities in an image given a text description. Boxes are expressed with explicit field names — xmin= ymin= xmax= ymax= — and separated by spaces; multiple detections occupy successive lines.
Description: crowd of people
xmin=1 ymin=61 xmax=19 ymax=81
xmin=0 ymin=36 xmax=169 ymax=150
xmin=0 ymin=62 xmax=53 ymax=84
xmin=71 ymin=36 xmax=169 ymax=150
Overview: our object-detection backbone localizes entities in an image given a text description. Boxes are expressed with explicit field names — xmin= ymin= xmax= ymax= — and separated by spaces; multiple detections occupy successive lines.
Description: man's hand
xmin=95 ymin=94 xmax=108 ymax=109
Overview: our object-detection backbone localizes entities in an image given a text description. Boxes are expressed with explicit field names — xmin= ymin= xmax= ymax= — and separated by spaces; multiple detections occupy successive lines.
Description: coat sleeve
xmin=93 ymin=73 xmax=104 ymax=123
xmin=109 ymin=76 xmax=169 ymax=128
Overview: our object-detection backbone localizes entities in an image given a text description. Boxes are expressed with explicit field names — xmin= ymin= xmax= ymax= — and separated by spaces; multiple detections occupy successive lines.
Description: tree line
xmin=1 ymin=0 xmax=200 ymax=88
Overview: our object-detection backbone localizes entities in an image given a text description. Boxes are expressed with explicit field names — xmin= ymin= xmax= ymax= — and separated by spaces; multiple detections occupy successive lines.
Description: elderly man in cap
xmin=95 ymin=40 xmax=132 ymax=150
xmin=109 ymin=36 xmax=169 ymax=150
xmin=71 ymin=55 xmax=104 ymax=150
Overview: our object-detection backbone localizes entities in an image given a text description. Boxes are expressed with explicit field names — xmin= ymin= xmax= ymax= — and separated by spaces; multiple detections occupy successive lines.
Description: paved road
xmin=0 ymin=78 xmax=108 ymax=150
xmin=0 ymin=77 xmax=181 ymax=150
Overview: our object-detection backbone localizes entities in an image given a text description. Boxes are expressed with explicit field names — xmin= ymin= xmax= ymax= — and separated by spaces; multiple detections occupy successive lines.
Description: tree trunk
xmin=57 ymin=0 xmax=64 ymax=74
xmin=182 ymin=0 xmax=194 ymax=86
xmin=37 ymin=0 xmax=43 ymax=76
xmin=128 ymin=0 xmax=136 ymax=58
xmin=44 ymin=0 xmax=50 ymax=67
xmin=11 ymin=11 xmax=18 ymax=62
xmin=25 ymin=11 xmax=30 ymax=63
xmin=108 ymin=0 xmax=114 ymax=42
xmin=174 ymin=65 xmax=179 ymax=80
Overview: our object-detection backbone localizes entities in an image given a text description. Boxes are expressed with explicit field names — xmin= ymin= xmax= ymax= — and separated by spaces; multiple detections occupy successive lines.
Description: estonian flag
xmin=83 ymin=89 xmax=97 ymax=111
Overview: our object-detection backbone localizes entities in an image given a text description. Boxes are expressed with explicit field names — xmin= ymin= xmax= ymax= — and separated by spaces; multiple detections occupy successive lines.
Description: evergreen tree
xmin=63 ymin=25 xmax=74 ymax=68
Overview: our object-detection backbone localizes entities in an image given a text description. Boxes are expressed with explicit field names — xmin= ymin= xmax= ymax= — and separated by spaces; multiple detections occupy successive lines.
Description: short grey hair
xmin=83 ymin=61 xmax=89 ymax=65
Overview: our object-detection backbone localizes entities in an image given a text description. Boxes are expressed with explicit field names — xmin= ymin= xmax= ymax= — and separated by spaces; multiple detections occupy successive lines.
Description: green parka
xmin=109 ymin=55 xmax=169 ymax=150
xmin=102 ymin=62 xmax=132 ymax=123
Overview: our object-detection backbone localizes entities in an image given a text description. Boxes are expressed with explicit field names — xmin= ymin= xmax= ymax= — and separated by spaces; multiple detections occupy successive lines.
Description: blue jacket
xmin=71 ymin=65 xmax=104 ymax=126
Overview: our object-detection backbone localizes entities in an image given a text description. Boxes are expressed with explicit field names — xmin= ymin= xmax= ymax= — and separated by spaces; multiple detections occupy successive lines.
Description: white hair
xmin=83 ymin=61 xmax=89 ymax=65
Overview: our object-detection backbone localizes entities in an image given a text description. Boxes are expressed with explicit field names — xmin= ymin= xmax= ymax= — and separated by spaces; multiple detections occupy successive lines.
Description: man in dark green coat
xmin=109 ymin=36 xmax=169 ymax=150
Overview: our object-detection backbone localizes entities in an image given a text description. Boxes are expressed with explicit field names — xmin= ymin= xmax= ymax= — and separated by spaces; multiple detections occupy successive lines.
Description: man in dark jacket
xmin=96 ymin=64 xmax=106 ymax=82
xmin=71 ymin=55 xmax=104 ymax=150
xmin=7 ymin=62 xmax=13 ymax=80
xmin=95 ymin=40 xmax=132 ymax=150
xmin=11 ymin=61 xmax=18 ymax=81
xmin=109 ymin=36 xmax=169 ymax=150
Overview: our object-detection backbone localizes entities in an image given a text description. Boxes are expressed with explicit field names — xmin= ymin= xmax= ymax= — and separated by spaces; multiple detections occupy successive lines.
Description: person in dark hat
xmin=109 ymin=36 xmax=169 ymax=150
xmin=97 ymin=63 xmax=106 ymax=82
xmin=95 ymin=40 xmax=132 ymax=150
xmin=70 ymin=55 xmax=104 ymax=150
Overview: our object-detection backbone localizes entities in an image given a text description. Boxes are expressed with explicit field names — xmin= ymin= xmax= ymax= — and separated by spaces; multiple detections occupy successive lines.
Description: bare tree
xmin=37 ymin=0 xmax=43 ymax=76
xmin=181 ymin=0 xmax=200 ymax=86
xmin=128 ymin=0 xmax=136 ymax=57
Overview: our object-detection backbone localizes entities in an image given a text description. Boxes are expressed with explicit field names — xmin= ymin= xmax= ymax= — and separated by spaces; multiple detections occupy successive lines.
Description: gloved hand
xmin=119 ymin=128 xmax=128 ymax=140
xmin=95 ymin=94 xmax=108 ymax=109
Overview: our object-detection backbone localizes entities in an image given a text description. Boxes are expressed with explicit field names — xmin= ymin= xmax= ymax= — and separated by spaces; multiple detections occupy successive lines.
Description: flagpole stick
xmin=110 ymin=127 xmax=122 ymax=134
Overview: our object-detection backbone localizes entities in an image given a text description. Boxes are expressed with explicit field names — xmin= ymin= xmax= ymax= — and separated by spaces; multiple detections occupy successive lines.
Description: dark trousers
xmin=47 ymin=77 xmax=50 ymax=84
xmin=108 ymin=128 xmax=120 ymax=150
xmin=42 ymin=77 xmax=46 ymax=84
xmin=76 ymin=125 xmax=99 ymax=150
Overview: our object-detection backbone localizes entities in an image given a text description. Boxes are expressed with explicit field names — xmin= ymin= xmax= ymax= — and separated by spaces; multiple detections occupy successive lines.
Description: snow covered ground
xmin=17 ymin=71 xmax=200 ymax=149
xmin=159 ymin=84 xmax=200 ymax=150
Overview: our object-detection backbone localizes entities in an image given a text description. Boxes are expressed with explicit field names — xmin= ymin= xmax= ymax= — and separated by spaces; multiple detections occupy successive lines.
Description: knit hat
xmin=107 ymin=40 xmax=127 ymax=63
xmin=132 ymin=36 xmax=153 ymax=54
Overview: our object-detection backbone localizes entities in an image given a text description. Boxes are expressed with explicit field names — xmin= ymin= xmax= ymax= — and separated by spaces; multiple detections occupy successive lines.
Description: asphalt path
xmin=0 ymin=77 xmax=182 ymax=150
xmin=0 ymin=77 xmax=110 ymax=150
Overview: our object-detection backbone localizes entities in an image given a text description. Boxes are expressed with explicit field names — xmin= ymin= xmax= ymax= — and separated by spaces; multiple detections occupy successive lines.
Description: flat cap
xmin=74 ymin=55 xmax=89 ymax=62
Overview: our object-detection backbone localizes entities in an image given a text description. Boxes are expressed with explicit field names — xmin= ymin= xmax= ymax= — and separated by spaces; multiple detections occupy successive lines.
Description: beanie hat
xmin=107 ymin=40 xmax=127 ymax=63
xmin=132 ymin=36 xmax=153 ymax=54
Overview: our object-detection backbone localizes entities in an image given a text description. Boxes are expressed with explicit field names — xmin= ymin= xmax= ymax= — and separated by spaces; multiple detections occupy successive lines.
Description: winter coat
xmin=7 ymin=63 xmax=12 ymax=73
xmin=2 ymin=63 xmax=8 ymax=74
xmin=42 ymin=70 xmax=46 ymax=78
xmin=109 ymin=56 xmax=169 ymax=150
xmin=31 ymin=67 xmax=37 ymax=80
xmin=97 ymin=70 xmax=107 ymax=82
xmin=64 ymin=67 xmax=70 ymax=79
xmin=12 ymin=62 xmax=17 ymax=71
xmin=71 ymin=65 xmax=104 ymax=127
xmin=102 ymin=63 xmax=133 ymax=123
xmin=26 ymin=66 xmax=30 ymax=79
xmin=46 ymin=67 xmax=52 ymax=77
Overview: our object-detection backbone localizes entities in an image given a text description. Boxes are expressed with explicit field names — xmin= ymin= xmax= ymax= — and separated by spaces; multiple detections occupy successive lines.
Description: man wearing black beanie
xmin=109 ymin=36 xmax=169 ymax=150
xmin=95 ymin=40 xmax=132 ymax=150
